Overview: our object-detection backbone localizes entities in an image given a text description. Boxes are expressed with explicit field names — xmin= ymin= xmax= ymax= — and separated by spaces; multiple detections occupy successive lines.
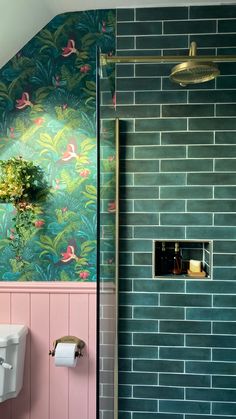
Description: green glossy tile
xmin=119 ymin=252 xmax=133 ymax=265
xmin=186 ymin=360 xmax=236 ymax=375
xmin=161 ymin=131 xmax=214 ymax=145
xmin=117 ymin=9 xmax=134 ymax=21
xmin=188 ymin=173 xmax=236 ymax=185
xmin=214 ymin=240 xmax=236 ymax=253
xmin=215 ymin=159 xmax=236 ymax=171
xmin=136 ymin=35 xmax=188 ymax=50
xmin=219 ymin=18 xmax=236 ymax=32
xmin=133 ymin=414 xmax=183 ymax=419
xmin=215 ymin=131 xmax=236 ymax=144
xmin=163 ymin=76 xmax=215 ymax=90
xmin=186 ymin=416 xmax=235 ymax=419
xmin=160 ymin=213 xmax=212 ymax=226
xmin=134 ymin=199 xmax=185 ymax=213
xmin=162 ymin=104 xmax=214 ymax=117
xmin=136 ymin=63 xmax=173 ymax=77
xmin=213 ymin=253 xmax=236 ymax=266
xmin=136 ymin=7 xmax=188 ymax=20
xmin=116 ymin=91 xmax=134 ymax=105
xmin=213 ymin=322 xmax=236 ymax=335
xmin=136 ymin=146 xmax=186 ymax=159
xmin=190 ymin=33 xmax=236 ymax=48
xmin=159 ymin=400 xmax=210 ymax=414
xmin=134 ymin=386 xmax=184 ymax=400
xmin=119 ymin=398 xmax=157 ymax=413
xmin=186 ymin=308 xmax=236 ymax=321
xmin=120 ymin=159 xmax=159 ymax=172
xmin=117 ymin=77 xmax=161 ymax=91
xmin=119 ymin=332 xmax=132 ymax=345
xmin=186 ymin=280 xmax=236 ymax=294
xmin=134 ymin=226 xmax=185 ymax=239
xmin=160 ymin=294 xmax=211 ymax=307
xmin=189 ymin=117 xmax=236 ymax=130
xmin=120 ymin=213 xmax=159 ymax=226
xmin=213 ymin=267 xmax=236 ymax=280
xmin=135 ymin=91 xmax=187 ymax=104
xmin=160 ymin=186 xmax=213 ymax=199
xmin=214 ymin=213 xmax=236 ymax=226
xmin=119 ymin=199 xmax=133 ymax=212
xmin=119 ymin=304 xmax=132 ymax=319
xmin=115 ymin=105 xmax=161 ymax=118
xmin=189 ymin=145 xmax=236 ymax=158
xmin=120 ymin=225 xmax=133 ymax=238
xmin=135 ymin=118 xmax=187 ymax=132
xmin=214 ymin=295 xmax=236 ymax=307
xmin=120 ymin=132 xmax=160 ymax=146
xmin=119 ymin=345 xmax=158 ymax=359
xmin=186 ymin=387 xmax=236 ymax=402
xmin=134 ymin=173 xmax=186 ymax=186
xmin=212 ymin=402 xmax=236 ymax=416
xmin=189 ymin=90 xmax=236 ymax=103
xmin=134 ymin=306 xmax=185 ymax=320
xmin=133 ymin=279 xmax=185 ymax=293
xmin=213 ymin=349 xmax=236 ymax=361
xmin=161 ymin=159 xmax=212 ymax=172
xmin=119 ymin=265 xmax=152 ymax=279
xmin=118 ymin=22 xmax=162 ymax=35
xmin=165 ymin=19 xmax=216 ymax=33
xmin=159 ymin=373 xmax=210 ymax=387
xmin=119 ymin=319 xmax=158 ymax=332
xmin=159 ymin=347 xmax=211 ymax=361
xmin=188 ymin=200 xmax=236 ymax=212
xmin=117 ymin=37 xmax=135 ymax=50
xmin=216 ymin=80 xmax=236 ymax=92
xmin=133 ymin=359 xmax=184 ymax=372
xmin=160 ymin=320 xmax=211 ymax=334
xmin=118 ymin=385 xmax=132 ymax=398
xmin=118 ymin=412 xmax=131 ymax=419
xmin=186 ymin=334 xmax=236 ymax=348
xmin=120 ymin=239 xmax=153 ymax=252
xmin=190 ymin=5 xmax=236 ymax=18
xmin=120 ymin=146 xmax=134 ymax=160
xmin=119 ymin=372 xmax=157 ymax=385
xmin=119 ymin=292 xmax=159 ymax=306
xmin=134 ymin=333 xmax=184 ymax=347
xmin=117 ymin=64 xmax=134 ymax=77
xmin=120 ymin=186 xmax=159 ymax=199
xmin=133 ymin=253 xmax=152 ymax=265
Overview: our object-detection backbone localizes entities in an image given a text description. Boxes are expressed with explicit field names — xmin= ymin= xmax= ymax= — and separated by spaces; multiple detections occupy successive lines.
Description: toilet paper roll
xmin=54 ymin=342 xmax=78 ymax=368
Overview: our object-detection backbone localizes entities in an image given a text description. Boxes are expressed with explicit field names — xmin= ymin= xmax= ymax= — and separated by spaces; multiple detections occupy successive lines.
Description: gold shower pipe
xmin=100 ymin=54 xmax=236 ymax=65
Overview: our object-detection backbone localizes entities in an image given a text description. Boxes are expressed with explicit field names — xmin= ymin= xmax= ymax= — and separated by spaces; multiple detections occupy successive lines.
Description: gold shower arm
xmin=100 ymin=53 xmax=236 ymax=65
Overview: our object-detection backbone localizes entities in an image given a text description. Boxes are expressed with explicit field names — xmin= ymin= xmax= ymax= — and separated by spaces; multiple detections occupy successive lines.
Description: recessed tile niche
xmin=153 ymin=240 xmax=213 ymax=280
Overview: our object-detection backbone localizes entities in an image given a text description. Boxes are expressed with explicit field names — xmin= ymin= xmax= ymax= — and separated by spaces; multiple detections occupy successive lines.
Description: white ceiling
xmin=0 ymin=0 xmax=235 ymax=69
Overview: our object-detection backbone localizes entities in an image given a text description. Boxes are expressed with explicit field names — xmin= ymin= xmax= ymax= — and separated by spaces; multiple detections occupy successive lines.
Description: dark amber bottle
xmin=172 ymin=242 xmax=182 ymax=275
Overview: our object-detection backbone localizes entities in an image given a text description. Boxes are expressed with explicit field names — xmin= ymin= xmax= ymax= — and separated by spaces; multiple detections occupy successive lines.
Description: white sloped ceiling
xmin=0 ymin=0 xmax=236 ymax=69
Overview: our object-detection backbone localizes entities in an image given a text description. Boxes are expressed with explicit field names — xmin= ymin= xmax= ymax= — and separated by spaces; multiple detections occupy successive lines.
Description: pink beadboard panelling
xmin=30 ymin=294 xmax=50 ymax=419
xmin=69 ymin=294 xmax=89 ymax=419
xmin=0 ymin=282 xmax=97 ymax=419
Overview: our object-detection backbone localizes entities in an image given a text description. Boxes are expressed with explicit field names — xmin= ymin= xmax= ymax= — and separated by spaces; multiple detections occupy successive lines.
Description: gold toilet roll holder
xmin=49 ymin=336 xmax=85 ymax=358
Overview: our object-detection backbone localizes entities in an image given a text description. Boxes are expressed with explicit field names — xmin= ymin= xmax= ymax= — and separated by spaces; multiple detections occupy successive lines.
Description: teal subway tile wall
xmin=115 ymin=4 xmax=236 ymax=418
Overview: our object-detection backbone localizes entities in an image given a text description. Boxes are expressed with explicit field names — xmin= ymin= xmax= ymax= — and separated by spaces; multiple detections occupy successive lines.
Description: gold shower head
xmin=170 ymin=42 xmax=220 ymax=86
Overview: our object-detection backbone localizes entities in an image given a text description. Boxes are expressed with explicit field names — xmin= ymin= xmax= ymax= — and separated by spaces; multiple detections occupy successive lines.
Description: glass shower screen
xmin=97 ymin=56 xmax=118 ymax=419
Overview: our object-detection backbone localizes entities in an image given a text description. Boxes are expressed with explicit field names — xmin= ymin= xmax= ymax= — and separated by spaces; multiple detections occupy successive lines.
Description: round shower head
xmin=170 ymin=60 xmax=220 ymax=86
xmin=169 ymin=41 xmax=220 ymax=86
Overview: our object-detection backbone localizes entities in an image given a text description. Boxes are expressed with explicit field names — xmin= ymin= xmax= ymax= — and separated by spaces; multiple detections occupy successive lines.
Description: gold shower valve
xmin=49 ymin=336 xmax=85 ymax=358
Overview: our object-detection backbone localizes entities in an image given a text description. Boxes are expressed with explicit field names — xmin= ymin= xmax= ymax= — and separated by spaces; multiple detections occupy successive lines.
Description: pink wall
xmin=0 ymin=282 xmax=96 ymax=419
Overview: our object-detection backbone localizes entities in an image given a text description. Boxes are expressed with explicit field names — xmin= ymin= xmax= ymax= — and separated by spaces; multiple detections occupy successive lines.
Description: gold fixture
xmin=170 ymin=42 xmax=220 ymax=86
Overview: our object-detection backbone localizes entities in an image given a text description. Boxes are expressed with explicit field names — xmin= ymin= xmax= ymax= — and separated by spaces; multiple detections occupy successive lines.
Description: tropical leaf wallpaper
xmin=0 ymin=10 xmax=116 ymax=281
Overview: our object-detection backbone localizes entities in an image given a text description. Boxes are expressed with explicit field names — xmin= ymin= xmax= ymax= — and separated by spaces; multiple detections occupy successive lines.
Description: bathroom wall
xmin=0 ymin=282 xmax=96 ymax=419
xmin=0 ymin=9 xmax=115 ymax=282
xmin=114 ymin=5 xmax=236 ymax=418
